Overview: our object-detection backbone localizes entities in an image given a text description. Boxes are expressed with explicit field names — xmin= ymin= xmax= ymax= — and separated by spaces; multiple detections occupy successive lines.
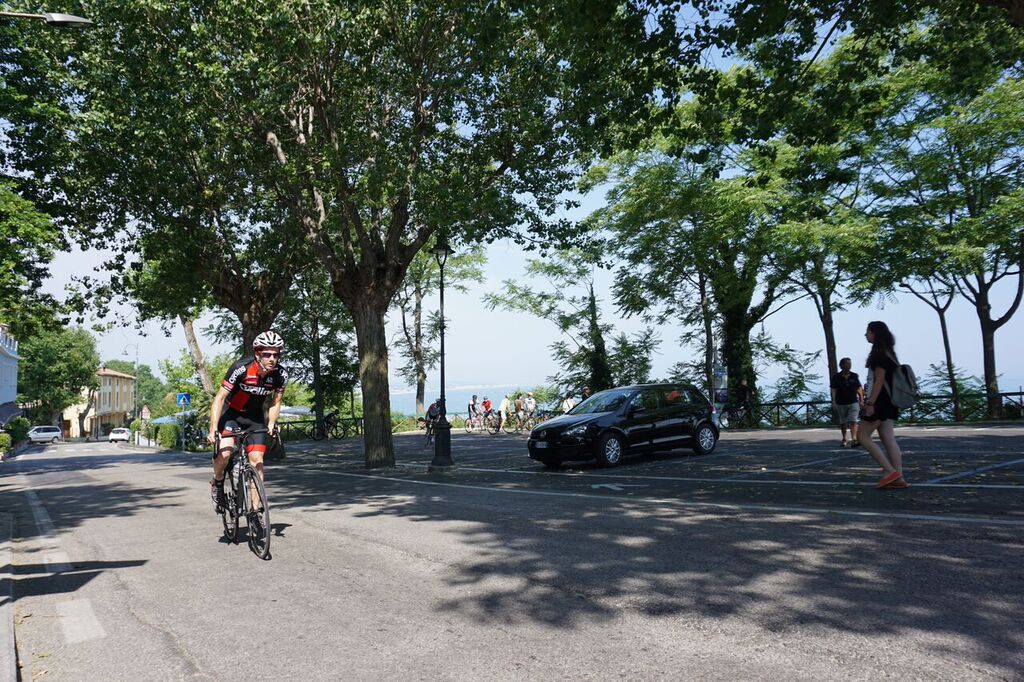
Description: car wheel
xmin=692 ymin=423 xmax=717 ymax=456
xmin=51 ymin=436 xmax=59 ymax=444
xmin=595 ymin=432 xmax=625 ymax=467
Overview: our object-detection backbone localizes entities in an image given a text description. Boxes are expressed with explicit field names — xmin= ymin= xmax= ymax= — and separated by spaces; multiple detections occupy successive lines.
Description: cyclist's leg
xmin=213 ymin=416 xmax=237 ymax=478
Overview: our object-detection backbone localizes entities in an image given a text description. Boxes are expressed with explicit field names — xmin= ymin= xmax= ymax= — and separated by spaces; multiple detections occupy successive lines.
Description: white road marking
xmin=23 ymin=489 xmax=72 ymax=573
xmin=925 ymin=457 xmax=1024 ymax=484
xmin=723 ymin=452 xmax=867 ymax=479
xmin=0 ymin=514 xmax=16 ymax=682
xmin=591 ymin=483 xmax=648 ymax=491
xmin=289 ymin=466 xmax=1024 ymax=527
xmin=57 ymin=599 xmax=106 ymax=644
xmin=394 ymin=462 xmax=1024 ymax=490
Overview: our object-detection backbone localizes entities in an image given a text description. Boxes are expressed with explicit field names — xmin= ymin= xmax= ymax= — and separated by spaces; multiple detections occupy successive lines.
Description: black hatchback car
xmin=527 ymin=383 xmax=720 ymax=468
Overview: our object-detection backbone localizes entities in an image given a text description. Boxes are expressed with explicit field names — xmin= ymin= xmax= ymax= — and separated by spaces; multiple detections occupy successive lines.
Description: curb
xmin=0 ymin=512 xmax=16 ymax=682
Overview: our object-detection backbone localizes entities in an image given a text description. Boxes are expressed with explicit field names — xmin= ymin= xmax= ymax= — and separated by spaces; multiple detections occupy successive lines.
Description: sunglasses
xmin=258 ymin=351 xmax=282 ymax=359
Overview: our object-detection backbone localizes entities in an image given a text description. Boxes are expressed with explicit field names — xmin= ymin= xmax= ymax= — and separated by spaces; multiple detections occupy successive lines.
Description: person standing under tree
xmin=860 ymin=321 xmax=908 ymax=489
xmin=831 ymin=357 xmax=864 ymax=447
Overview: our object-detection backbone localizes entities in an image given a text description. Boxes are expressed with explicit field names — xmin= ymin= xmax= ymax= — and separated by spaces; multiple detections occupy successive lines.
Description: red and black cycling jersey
xmin=218 ymin=356 xmax=288 ymax=422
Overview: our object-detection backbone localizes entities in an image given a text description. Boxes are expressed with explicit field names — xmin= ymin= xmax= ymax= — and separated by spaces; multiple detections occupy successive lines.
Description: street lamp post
xmin=0 ymin=10 xmax=93 ymax=27
xmin=123 ymin=343 xmax=139 ymax=421
xmin=428 ymin=233 xmax=455 ymax=472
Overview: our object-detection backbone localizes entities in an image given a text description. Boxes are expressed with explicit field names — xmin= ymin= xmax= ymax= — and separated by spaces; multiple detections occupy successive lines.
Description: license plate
xmin=533 ymin=441 xmax=548 ymax=449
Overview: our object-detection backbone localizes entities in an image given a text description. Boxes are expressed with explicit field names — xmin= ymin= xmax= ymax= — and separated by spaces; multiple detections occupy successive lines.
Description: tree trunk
xmin=414 ymin=287 xmax=425 ymax=415
xmin=179 ymin=315 xmax=214 ymax=392
xmin=352 ymin=299 xmax=395 ymax=468
xmin=936 ymin=308 xmax=962 ymax=421
xmin=311 ymin=312 xmax=325 ymax=425
xmin=78 ymin=389 xmax=95 ymax=439
xmin=979 ymin=316 xmax=1001 ymax=419
xmin=699 ymin=274 xmax=715 ymax=399
xmin=818 ymin=290 xmax=838 ymax=383
xmin=969 ymin=286 xmax=1002 ymax=419
xmin=586 ymin=285 xmax=613 ymax=391
xmin=720 ymin=308 xmax=755 ymax=401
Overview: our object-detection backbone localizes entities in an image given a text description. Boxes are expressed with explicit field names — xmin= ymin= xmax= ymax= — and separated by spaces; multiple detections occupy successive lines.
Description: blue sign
xmin=176 ymin=393 xmax=191 ymax=407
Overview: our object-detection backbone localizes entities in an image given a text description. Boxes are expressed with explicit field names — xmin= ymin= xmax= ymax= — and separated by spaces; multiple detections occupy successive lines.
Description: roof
xmin=98 ymin=368 xmax=136 ymax=380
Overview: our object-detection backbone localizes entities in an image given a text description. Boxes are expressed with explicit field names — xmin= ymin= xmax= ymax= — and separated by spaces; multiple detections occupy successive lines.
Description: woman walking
xmin=860 ymin=321 xmax=908 ymax=488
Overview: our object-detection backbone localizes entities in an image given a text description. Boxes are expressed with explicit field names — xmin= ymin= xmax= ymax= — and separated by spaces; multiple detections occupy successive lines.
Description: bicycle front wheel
xmin=243 ymin=467 xmax=271 ymax=559
xmin=502 ymin=417 xmax=516 ymax=434
xmin=221 ymin=466 xmax=239 ymax=543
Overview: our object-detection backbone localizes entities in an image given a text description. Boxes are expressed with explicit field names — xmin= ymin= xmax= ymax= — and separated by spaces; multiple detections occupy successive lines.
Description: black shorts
xmin=217 ymin=414 xmax=269 ymax=452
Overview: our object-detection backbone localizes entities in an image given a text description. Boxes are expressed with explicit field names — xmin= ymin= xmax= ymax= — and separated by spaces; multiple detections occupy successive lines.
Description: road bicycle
xmin=464 ymin=412 xmax=485 ymax=433
xmin=307 ymin=412 xmax=341 ymax=440
xmin=424 ymin=415 xmax=438 ymax=444
xmin=216 ymin=427 xmax=271 ymax=559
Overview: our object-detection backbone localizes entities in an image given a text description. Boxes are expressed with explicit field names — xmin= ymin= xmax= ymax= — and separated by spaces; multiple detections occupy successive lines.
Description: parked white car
xmin=28 ymin=426 xmax=63 ymax=444
xmin=108 ymin=428 xmax=131 ymax=443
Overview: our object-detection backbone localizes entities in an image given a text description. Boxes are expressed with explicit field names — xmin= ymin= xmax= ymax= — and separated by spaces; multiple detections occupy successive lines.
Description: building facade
xmin=0 ymin=324 xmax=22 ymax=426
xmin=63 ymin=367 xmax=137 ymax=438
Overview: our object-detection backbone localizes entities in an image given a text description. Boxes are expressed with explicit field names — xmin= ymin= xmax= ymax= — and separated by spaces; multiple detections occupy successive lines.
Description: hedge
xmin=0 ymin=433 xmax=10 ymax=454
xmin=5 ymin=416 xmax=30 ymax=444
xmin=157 ymin=423 xmax=179 ymax=449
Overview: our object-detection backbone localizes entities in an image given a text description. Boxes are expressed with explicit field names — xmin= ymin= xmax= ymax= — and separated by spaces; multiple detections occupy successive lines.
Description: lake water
xmin=389 ymin=385 xmax=543 ymax=417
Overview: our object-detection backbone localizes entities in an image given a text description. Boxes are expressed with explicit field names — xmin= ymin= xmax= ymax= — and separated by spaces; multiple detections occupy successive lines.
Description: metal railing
xmin=735 ymin=391 xmax=1024 ymax=428
xmin=277 ymin=417 xmax=363 ymax=441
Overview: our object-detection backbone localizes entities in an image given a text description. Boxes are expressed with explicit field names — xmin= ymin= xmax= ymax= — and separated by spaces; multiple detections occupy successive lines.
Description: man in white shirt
xmin=498 ymin=394 xmax=512 ymax=431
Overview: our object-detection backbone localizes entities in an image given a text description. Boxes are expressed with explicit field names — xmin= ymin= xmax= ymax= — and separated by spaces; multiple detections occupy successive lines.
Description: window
xmin=631 ymin=388 xmax=662 ymax=411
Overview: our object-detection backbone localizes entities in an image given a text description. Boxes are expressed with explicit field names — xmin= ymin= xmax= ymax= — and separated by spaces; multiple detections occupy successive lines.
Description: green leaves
xmin=17 ymin=327 xmax=99 ymax=421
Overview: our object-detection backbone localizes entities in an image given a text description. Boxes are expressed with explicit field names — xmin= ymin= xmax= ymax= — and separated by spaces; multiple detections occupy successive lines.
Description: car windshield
xmin=569 ymin=389 xmax=633 ymax=415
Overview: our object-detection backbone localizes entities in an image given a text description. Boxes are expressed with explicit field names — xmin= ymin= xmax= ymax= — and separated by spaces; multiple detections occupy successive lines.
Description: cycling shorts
xmin=217 ymin=413 xmax=269 ymax=455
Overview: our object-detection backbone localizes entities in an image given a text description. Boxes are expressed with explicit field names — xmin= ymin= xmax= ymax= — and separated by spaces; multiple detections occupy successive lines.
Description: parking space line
xmin=723 ymin=452 xmax=867 ymax=480
xmin=924 ymin=457 xmax=1024 ymax=484
xmin=288 ymin=466 xmax=1024 ymax=527
xmin=392 ymin=463 xmax=1024 ymax=490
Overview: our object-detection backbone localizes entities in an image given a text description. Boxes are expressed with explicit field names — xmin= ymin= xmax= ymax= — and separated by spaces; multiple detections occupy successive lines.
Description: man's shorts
xmin=217 ymin=414 xmax=269 ymax=452
xmin=835 ymin=402 xmax=860 ymax=424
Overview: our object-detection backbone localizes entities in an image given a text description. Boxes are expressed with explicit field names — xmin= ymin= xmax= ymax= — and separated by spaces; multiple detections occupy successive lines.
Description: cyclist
xmin=207 ymin=331 xmax=288 ymax=514
xmin=467 ymin=395 xmax=480 ymax=427
xmin=481 ymin=396 xmax=493 ymax=419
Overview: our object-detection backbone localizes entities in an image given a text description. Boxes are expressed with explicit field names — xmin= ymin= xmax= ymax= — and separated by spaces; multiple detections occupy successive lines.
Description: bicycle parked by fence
xmin=216 ymin=427 xmax=271 ymax=559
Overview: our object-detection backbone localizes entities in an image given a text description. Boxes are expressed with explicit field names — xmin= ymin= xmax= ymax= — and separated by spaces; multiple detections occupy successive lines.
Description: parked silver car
xmin=28 ymin=425 xmax=63 ymax=444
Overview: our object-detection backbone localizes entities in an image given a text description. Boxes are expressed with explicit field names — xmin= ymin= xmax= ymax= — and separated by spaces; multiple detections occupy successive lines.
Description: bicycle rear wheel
xmin=502 ymin=417 xmax=516 ymax=434
xmin=243 ymin=467 xmax=271 ymax=559
xmin=221 ymin=461 xmax=239 ymax=543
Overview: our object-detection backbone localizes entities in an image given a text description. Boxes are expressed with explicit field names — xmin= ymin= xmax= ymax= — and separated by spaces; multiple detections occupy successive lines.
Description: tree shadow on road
xmin=265 ymin=432 xmax=1024 ymax=675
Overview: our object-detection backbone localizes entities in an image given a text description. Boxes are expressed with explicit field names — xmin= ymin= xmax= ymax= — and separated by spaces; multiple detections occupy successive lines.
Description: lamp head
xmin=430 ymin=233 xmax=452 ymax=267
xmin=44 ymin=13 xmax=93 ymax=27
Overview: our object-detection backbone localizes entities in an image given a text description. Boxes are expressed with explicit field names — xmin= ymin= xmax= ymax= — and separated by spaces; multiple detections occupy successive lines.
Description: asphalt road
xmin=1 ymin=424 xmax=1022 ymax=680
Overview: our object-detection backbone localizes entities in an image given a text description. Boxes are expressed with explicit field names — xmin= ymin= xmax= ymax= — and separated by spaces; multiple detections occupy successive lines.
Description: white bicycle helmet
xmin=253 ymin=330 xmax=285 ymax=350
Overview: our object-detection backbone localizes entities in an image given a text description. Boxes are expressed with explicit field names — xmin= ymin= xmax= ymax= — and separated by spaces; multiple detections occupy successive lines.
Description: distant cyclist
xmin=207 ymin=331 xmax=287 ymax=514
xmin=481 ymin=396 xmax=493 ymax=418
xmin=467 ymin=394 xmax=480 ymax=426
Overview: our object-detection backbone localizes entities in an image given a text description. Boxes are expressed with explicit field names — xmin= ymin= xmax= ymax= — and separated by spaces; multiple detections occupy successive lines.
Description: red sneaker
xmin=876 ymin=471 xmax=901 ymax=488
xmin=886 ymin=478 xmax=909 ymax=489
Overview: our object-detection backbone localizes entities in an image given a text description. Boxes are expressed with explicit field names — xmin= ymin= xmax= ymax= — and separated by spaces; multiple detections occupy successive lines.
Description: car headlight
xmin=563 ymin=422 xmax=593 ymax=437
